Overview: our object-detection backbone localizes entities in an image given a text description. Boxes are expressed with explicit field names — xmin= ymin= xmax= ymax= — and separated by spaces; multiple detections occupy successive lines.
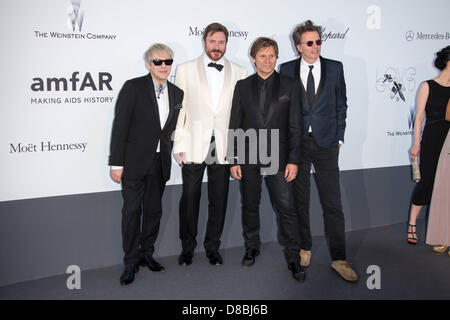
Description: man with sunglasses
xmin=280 ymin=20 xmax=357 ymax=282
xmin=173 ymin=22 xmax=247 ymax=267
xmin=109 ymin=43 xmax=184 ymax=285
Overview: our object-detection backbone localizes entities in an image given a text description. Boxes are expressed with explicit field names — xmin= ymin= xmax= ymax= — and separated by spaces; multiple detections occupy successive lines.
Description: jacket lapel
xmin=197 ymin=54 xmax=214 ymax=112
xmin=297 ymin=59 xmax=309 ymax=109
xmin=216 ymin=57 xmax=231 ymax=113
xmin=312 ymin=56 xmax=327 ymax=108
xmin=298 ymin=56 xmax=327 ymax=109
xmin=294 ymin=58 xmax=301 ymax=82
xmin=161 ymin=82 xmax=176 ymax=132
xmin=145 ymin=74 xmax=161 ymax=130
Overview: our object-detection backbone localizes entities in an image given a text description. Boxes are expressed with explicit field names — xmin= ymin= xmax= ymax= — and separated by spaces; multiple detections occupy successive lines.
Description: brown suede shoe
xmin=300 ymin=249 xmax=311 ymax=267
xmin=331 ymin=260 xmax=358 ymax=283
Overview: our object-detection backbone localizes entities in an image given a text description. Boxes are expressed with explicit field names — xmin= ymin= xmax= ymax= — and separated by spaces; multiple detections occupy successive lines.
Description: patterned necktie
xmin=307 ymin=65 xmax=315 ymax=106
xmin=156 ymin=84 xmax=164 ymax=99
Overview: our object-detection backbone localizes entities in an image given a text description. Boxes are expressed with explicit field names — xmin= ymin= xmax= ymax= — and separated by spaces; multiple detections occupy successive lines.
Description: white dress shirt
xmin=154 ymin=79 xmax=170 ymax=152
xmin=300 ymin=58 xmax=320 ymax=134
xmin=300 ymin=58 xmax=321 ymax=95
xmin=204 ymin=55 xmax=225 ymax=112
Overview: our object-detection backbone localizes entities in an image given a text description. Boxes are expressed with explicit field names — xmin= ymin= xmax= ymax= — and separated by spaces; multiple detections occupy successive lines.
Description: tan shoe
xmin=299 ymin=249 xmax=311 ymax=267
xmin=433 ymin=245 xmax=448 ymax=254
xmin=331 ymin=260 xmax=358 ymax=283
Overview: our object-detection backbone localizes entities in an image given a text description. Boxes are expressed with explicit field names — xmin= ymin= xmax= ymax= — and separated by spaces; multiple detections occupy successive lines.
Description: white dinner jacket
xmin=174 ymin=54 xmax=247 ymax=164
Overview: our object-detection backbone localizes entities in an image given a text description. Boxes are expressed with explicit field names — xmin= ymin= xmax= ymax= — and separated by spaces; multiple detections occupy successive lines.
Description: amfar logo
xmin=31 ymin=72 xmax=113 ymax=92
xmin=29 ymin=72 xmax=115 ymax=105
xmin=67 ymin=0 xmax=84 ymax=32
xmin=376 ymin=67 xmax=417 ymax=102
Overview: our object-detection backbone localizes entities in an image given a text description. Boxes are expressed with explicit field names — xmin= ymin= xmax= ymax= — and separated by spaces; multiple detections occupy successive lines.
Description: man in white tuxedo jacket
xmin=173 ymin=22 xmax=247 ymax=266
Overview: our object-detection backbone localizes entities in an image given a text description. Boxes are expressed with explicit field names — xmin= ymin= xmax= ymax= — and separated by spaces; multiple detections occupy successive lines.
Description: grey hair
xmin=144 ymin=43 xmax=174 ymax=64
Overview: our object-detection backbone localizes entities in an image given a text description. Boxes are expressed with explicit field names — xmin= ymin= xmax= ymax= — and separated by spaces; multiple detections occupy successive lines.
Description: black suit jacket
xmin=227 ymin=71 xmax=302 ymax=170
xmin=279 ymin=56 xmax=347 ymax=148
xmin=109 ymin=73 xmax=184 ymax=181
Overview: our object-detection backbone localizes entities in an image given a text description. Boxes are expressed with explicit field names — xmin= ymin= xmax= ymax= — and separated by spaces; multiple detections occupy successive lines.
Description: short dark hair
xmin=250 ymin=37 xmax=279 ymax=58
xmin=292 ymin=20 xmax=322 ymax=47
xmin=203 ymin=22 xmax=229 ymax=42
xmin=434 ymin=45 xmax=450 ymax=70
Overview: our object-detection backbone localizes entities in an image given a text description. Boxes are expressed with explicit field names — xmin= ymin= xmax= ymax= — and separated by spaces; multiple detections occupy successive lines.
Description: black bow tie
xmin=208 ymin=62 xmax=224 ymax=72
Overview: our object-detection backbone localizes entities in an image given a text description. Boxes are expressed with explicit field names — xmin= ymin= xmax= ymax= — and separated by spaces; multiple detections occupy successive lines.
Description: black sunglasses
xmin=301 ymin=40 xmax=322 ymax=47
xmin=152 ymin=59 xmax=174 ymax=66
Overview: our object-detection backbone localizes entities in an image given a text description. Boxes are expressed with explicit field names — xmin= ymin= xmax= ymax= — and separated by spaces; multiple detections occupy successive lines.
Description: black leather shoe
xmin=178 ymin=251 xmax=193 ymax=266
xmin=288 ymin=262 xmax=306 ymax=282
xmin=139 ymin=256 xmax=165 ymax=272
xmin=207 ymin=250 xmax=223 ymax=266
xmin=242 ymin=248 xmax=260 ymax=267
xmin=120 ymin=264 xmax=138 ymax=286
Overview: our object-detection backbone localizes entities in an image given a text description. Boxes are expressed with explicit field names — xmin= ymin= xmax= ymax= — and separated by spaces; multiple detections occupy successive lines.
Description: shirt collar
xmin=257 ymin=70 xmax=276 ymax=84
xmin=152 ymin=77 xmax=167 ymax=91
xmin=301 ymin=57 xmax=320 ymax=69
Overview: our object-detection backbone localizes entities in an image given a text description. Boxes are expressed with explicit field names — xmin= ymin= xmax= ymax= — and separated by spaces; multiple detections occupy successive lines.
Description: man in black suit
xmin=109 ymin=43 xmax=183 ymax=285
xmin=228 ymin=37 xmax=305 ymax=281
xmin=279 ymin=20 xmax=357 ymax=282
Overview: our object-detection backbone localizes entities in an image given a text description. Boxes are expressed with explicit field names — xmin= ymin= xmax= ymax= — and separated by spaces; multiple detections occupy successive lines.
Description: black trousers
xmin=293 ymin=134 xmax=346 ymax=261
xmin=179 ymin=162 xmax=230 ymax=254
xmin=120 ymin=153 xmax=165 ymax=265
xmin=241 ymin=165 xmax=300 ymax=264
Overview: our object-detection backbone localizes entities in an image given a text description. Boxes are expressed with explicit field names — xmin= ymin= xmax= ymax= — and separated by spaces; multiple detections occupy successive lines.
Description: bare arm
xmin=410 ymin=81 xmax=429 ymax=160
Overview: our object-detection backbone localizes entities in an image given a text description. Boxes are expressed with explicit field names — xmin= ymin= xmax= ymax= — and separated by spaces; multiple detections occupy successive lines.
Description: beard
xmin=206 ymin=48 xmax=225 ymax=62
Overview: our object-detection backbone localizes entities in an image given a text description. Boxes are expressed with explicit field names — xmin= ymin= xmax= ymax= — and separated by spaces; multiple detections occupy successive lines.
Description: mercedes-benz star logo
xmin=405 ymin=31 xmax=414 ymax=42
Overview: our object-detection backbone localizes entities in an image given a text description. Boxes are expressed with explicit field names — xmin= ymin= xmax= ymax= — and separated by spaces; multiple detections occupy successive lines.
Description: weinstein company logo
xmin=33 ymin=0 xmax=117 ymax=40
xmin=386 ymin=106 xmax=416 ymax=138
xmin=67 ymin=0 xmax=84 ymax=32
xmin=408 ymin=107 xmax=416 ymax=130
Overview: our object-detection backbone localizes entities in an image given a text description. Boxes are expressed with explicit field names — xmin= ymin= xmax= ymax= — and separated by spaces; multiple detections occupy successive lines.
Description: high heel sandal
xmin=407 ymin=224 xmax=418 ymax=245
xmin=433 ymin=245 xmax=448 ymax=253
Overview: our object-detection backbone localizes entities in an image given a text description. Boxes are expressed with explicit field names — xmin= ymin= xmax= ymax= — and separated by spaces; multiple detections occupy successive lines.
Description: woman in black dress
xmin=408 ymin=46 xmax=450 ymax=245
